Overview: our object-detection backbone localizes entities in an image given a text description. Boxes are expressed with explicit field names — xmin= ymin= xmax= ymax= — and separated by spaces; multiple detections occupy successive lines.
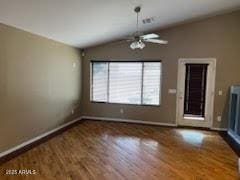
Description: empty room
xmin=1 ymin=0 xmax=240 ymax=179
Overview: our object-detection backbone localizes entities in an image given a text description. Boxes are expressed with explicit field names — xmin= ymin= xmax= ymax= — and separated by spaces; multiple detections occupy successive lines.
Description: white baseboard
xmin=81 ymin=116 xmax=178 ymax=127
xmin=0 ymin=115 xmax=228 ymax=159
xmin=210 ymin=127 xmax=227 ymax=131
xmin=0 ymin=117 xmax=83 ymax=158
xmin=82 ymin=116 xmax=229 ymax=131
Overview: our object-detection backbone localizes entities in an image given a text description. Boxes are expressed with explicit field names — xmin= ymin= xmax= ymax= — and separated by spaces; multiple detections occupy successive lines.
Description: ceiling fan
xmin=125 ymin=6 xmax=168 ymax=50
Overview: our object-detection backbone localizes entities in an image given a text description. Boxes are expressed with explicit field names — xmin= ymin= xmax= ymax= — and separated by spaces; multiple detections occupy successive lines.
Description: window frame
xmin=90 ymin=60 xmax=162 ymax=107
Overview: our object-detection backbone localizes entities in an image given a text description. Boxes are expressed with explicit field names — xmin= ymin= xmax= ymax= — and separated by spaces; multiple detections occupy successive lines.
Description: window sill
xmin=90 ymin=101 xmax=160 ymax=107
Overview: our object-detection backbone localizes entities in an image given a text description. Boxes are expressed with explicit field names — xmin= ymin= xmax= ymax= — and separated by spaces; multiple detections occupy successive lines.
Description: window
xmin=92 ymin=62 xmax=108 ymax=102
xmin=91 ymin=61 xmax=161 ymax=106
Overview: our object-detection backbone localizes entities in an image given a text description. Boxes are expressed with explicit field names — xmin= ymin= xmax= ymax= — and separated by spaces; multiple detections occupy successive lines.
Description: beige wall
xmin=0 ymin=23 xmax=82 ymax=152
xmin=82 ymin=10 xmax=240 ymax=129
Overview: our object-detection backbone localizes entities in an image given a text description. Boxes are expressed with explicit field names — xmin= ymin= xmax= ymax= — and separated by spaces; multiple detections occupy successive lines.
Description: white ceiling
xmin=0 ymin=0 xmax=240 ymax=48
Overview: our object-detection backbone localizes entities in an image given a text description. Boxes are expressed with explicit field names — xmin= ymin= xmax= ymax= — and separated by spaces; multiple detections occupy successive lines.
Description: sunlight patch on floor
xmin=178 ymin=130 xmax=206 ymax=145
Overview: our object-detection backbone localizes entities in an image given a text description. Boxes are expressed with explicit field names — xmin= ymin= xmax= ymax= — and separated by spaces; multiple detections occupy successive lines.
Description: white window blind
xmin=143 ymin=63 xmax=161 ymax=105
xmin=91 ymin=61 xmax=161 ymax=106
xmin=109 ymin=63 xmax=142 ymax=104
xmin=92 ymin=62 xmax=108 ymax=102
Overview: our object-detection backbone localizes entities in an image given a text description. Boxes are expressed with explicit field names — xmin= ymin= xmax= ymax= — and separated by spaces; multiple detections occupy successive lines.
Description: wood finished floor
xmin=0 ymin=120 xmax=239 ymax=180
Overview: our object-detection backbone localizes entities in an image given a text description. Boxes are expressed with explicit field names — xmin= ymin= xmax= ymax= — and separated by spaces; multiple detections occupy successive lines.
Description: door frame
xmin=176 ymin=58 xmax=216 ymax=128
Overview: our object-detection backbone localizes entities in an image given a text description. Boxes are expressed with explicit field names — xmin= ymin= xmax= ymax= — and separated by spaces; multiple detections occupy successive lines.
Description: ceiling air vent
xmin=142 ymin=17 xmax=155 ymax=24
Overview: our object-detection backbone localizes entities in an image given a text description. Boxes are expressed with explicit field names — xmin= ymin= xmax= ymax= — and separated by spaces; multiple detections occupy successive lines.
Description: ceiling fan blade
xmin=119 ymin=37 xmax=135 ymax=43
xmin=144 ymin=39 xmax=168 ymax=44
xmin=110 ymin=39 xmax=132 ymax=45
xmin=141 ymin=33 xmax=159 ymax=40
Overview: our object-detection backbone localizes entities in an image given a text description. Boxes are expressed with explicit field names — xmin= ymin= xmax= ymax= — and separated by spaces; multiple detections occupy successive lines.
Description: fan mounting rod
xmin=134 ymin=6 xmax=141 ymax=34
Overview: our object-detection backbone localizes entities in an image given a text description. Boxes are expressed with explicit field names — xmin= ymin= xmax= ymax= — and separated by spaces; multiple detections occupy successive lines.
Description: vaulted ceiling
xmin=0 ymin=0 xmax=240 ymax=48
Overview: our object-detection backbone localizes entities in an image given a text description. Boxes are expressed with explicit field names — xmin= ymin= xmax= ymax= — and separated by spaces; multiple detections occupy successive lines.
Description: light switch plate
xmin=168 ymin=89 xmax=177 ymax=94
xmin=73 ymin=62 xmax=76 ymax=68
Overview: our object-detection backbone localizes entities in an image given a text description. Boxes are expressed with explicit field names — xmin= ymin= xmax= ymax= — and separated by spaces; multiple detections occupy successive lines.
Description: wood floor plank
xmin=0 ymin=120 xmax=239 ymax=180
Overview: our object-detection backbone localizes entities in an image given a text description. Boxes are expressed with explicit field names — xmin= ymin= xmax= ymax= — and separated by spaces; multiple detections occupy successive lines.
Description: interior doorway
xmin=176 ymin=58 xmax=216 ymax=128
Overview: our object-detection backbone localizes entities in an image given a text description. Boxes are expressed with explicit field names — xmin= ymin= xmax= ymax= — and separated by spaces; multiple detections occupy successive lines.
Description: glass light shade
xmin=130 ymin=41 xmax=145 ymax=50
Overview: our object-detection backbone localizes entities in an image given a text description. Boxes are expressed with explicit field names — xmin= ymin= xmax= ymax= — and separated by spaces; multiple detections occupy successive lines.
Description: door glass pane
xmin=184 ymin=64 xmax=208 ymax=117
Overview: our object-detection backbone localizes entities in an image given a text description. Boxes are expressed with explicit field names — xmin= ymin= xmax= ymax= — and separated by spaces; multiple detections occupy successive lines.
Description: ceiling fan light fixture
xmin=125 ymin=6 xmax=168 ymax=50
xmin=139 ymin=41 xmax=145 ymax=49
xmin=130 ymin=41 xmax=145 ymax=50
xmin=130 ymin=42 xmax=137 ymax=49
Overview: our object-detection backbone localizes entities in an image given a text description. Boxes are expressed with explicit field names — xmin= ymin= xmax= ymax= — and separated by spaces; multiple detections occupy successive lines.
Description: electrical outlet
xmin=120 ymin=108 xmax=124 ymax=114
xmin=218 ymin=90 xmax=223 ymax=96
xmin=217 ymin=116 xmax=222 ymax=122
xmin=71 ymin=109 xmax=74 ymax=115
